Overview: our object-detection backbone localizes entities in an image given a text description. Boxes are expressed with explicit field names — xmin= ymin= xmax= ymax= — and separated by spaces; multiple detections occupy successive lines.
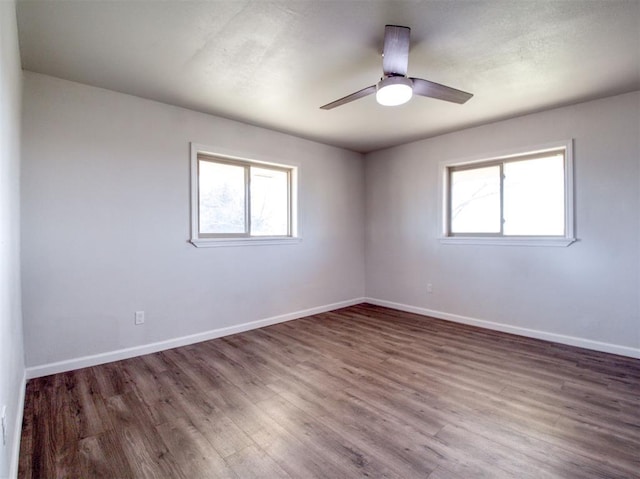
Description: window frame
xmin=439 ymin=140 xmax=576 ymax=247
xmin=190 ymin=143 xmax=300 ymax=248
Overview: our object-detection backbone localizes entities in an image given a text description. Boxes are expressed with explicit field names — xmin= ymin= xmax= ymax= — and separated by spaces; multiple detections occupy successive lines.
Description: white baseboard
xmin=26 ymin=298 xmax=366 ymax=379
xmin=24 ymin=296 xmax=639 ymax=380
xmin=8 ymin=370 xmax=26 ymax=479
xmin=365 ymin=297 xmax=640 ymax=359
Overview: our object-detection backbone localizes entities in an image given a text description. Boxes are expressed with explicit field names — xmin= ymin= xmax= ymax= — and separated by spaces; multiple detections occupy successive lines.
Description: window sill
xmin=190 ymin=237 xmax=302 ymax=248
xmin=439 ymin=236 xmax=576 ymax=247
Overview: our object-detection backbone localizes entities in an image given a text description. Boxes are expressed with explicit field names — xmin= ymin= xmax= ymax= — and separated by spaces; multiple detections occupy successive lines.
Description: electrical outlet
xmin=134 ymin=311 xmax=145 ymax=325
xmin=1 ymin=405 xmax=6 ymax=446
xmin=426 ymin=283 xmax=433 ymax=294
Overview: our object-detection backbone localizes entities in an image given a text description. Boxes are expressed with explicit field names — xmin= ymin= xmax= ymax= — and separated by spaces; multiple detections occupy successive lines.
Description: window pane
xmin=503 ymin=155 xmax=564 ymax=236
xmin=199 ymin=160 xmax=246 ymax=234
xmin=250 ymin=167 xmax=289 ymax=236
xmin=450 ymin=165 xmax=501 ymax=233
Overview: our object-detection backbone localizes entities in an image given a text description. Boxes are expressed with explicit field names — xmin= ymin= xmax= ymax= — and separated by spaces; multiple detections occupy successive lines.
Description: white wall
xmin=365 ymin=92 xmax=640 ymax=355
xmin=21 ymin=72 xmax=365 ymax=369
xmin=19 ymin=69 xmax=640 ymax=377
xmin=0 ymin=1 xmax=25 ymax=477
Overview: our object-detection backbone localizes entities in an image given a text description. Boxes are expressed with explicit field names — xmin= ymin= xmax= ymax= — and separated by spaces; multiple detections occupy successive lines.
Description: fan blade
xmin=320 ymin=85 xmax=376 ymax=110
xmin=383 ymin=25 xmax=410 ymax=76
xmin=410 ymin=77 xmax=473 ymax=104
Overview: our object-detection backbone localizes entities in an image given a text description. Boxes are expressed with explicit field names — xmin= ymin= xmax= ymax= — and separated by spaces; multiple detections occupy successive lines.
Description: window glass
xmin=503 ymin=155 xmax=565 ymax=236
xmin=198 ymin=160 xmax=246 ymax=234
xmin=450 ymin=165 xmax=501 ymax=234
xmin=250 ymin=167 xmax=289 ymax=236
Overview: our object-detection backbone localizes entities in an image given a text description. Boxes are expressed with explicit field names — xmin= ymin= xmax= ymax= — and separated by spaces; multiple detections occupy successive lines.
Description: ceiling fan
xmin=320 ymin=25 xmax=473 ymax=110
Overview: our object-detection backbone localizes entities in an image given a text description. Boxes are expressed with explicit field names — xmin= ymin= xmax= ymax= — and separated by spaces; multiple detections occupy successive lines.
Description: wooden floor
xmin=19 ymin=304 xmax=640 ymax=478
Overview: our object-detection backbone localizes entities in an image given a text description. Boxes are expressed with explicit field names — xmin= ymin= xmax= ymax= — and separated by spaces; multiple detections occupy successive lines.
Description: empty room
xmin=1 ymin=0 xmax=639 ymax=477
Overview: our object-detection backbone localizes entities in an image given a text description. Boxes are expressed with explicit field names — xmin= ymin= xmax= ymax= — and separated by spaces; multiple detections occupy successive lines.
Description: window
xmin=440 ymin=141 xmax=575 ymax=246
xmin=190 ymin=144 xmax=298 ymax=247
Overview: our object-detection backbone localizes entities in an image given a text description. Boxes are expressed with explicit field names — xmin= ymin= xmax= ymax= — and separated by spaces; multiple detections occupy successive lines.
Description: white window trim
xmin=438 ymin=140 xmax=576 ymax=247
xmin=190 ymin=143 xmax=301 ymax=248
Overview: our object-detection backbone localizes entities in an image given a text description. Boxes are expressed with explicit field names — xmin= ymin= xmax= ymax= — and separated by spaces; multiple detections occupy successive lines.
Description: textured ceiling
xmin=16 ymin=0 xmax=640 ymax=153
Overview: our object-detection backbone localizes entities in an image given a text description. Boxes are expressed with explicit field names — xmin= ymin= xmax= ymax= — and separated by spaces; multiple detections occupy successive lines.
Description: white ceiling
xmin=16 ymin=0 xmax=640 ymax=153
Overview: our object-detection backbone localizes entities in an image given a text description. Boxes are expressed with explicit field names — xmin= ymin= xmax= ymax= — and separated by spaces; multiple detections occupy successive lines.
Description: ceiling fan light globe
xmin=376 ymin=77 xmax=413 ymax=106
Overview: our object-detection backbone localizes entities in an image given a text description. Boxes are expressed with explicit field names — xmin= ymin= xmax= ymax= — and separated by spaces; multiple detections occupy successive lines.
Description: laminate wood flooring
xmin=19 ymin=304 xmax=640 ymax=478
